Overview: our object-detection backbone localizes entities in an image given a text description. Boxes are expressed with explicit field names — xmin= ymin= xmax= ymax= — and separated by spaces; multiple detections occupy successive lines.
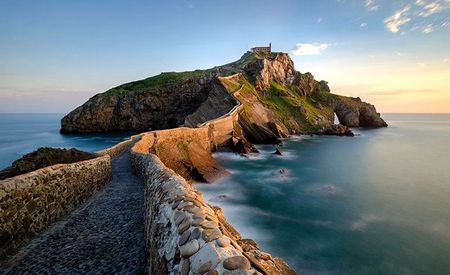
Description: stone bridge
xmin=0 ymin=75 xmax=296 ymax=274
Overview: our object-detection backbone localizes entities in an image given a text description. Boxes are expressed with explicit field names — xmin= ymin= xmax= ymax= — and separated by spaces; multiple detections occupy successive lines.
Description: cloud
xmin=384 ymin=5 xmax=411 ymax=33
xmin=365 ymin=0 xmax=379 ymax=11
xmin=292 ymin=43 xmax=329 ymax=56
xmin=444 ymin=58 xmax=449 ymax=62
xmin=381 ymin=1 xmax=448 ymax=34
xmin=422 ymin=23 xmax=434 ymax=33
xmin=411 ymin=22 xmax=436 ymax=33
xmin=317 ymin=17 xmax=323 ymax=23
xmin=415 ymin=0 xmax=427 ymax=6
xmin=417 ymin=1 xmax=444 ymax=17
xmin=360 ymin=22 xmax=368 ymax=27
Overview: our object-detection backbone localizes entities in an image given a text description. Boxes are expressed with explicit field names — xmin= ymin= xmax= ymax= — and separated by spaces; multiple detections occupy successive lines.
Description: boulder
xmin=318 ymin=124 xmax=355 ymax=136
xmin=273 ymin=148 xmax=283 ymax=156
xmin=0 ymin=147 xmax=96 ymax=180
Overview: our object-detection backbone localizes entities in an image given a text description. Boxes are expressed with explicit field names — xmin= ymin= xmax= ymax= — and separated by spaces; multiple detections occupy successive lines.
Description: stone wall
xmin=205 ymin=104 xmax=241 ymax=150
xmin=96 ymin=133 xmax=143 ymax=158
xmin=131 ymin=151 xmax=259 ymax=274
xmin=0 ymin=155 xmax=111 ymax=258
xmin=131 ymin=99 xmax=243 ymax=183
xmin=131 ymin=146 xmax=296 ymax=274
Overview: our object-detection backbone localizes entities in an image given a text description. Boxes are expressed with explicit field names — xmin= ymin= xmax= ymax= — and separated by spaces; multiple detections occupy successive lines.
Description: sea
xmin=0 ymin=113 xmax=132 ymax=169
xmin=1 ymin=113 xmax=449 ymax=274
xmin=197 ymin=114 xmax=450 ymax=275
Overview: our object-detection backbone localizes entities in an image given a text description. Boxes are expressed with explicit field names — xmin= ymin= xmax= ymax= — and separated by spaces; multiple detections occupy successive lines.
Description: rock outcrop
xmin=318 ymin=124 xmax=355 ymax=136
xmin=0 ymin=147 xmax=96 ymax=180
xmin=243 ymin=52 xmax=296 ymax=91
xmin=320 ymin=94 xmax=388 ymax=128
xmin=137 ymin=128 xmax=228 ymax=183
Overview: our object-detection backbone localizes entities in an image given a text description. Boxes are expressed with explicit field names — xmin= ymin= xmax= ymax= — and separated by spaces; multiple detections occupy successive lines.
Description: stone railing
xmin=0 ymin=131 xmax=144 ymax=258
xmin=0 ymin=155 xmax=111 ymax=258
xmin=131 ymin=151 xmax=256 ymax=274
xmin=96 ymin=133 xmax=143 ymax=158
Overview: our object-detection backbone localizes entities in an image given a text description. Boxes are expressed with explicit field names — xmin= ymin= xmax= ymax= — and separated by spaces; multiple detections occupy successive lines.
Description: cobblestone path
xmin=0 ymin=150 xmax=146 ymax=274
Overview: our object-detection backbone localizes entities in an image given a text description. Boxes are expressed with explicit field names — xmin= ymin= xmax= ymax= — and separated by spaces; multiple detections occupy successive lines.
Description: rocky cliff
xmin=61 ymin=51 xmax=387 ymax=140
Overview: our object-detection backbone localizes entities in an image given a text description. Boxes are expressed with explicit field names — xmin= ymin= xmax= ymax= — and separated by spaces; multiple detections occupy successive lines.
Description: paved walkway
xmin=0 ymin=150 xmax=146 ymax=274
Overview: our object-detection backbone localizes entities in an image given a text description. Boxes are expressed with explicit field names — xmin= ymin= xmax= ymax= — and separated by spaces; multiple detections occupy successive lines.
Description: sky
xmin=0 ymin=0 xmax=449 ymax=113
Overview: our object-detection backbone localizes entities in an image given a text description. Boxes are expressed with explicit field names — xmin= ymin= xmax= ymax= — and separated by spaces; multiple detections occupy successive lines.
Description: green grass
xmin=220 ymin=78 xmax=241 ymax=92
xmin=261 ymin=81 xmax=333 ymax=131
xmin=103 ymin=70 xmax=207 ymax=97
xmin=311 ymin=89 xmax=338 ymax=102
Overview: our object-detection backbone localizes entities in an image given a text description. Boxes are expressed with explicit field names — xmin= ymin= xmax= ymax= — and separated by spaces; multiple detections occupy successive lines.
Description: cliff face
xmin=61 ymin=51 xmax=387 ymax=137
xmin=61 ymin=73 xmax=214 ymax=132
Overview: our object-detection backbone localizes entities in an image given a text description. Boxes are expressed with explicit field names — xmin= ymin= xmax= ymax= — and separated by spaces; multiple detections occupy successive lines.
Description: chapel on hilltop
xmin=251 ymin=43 xmax=271 ymax=54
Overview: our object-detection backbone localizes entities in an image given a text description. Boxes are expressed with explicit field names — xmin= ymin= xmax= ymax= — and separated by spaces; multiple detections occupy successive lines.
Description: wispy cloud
xmin=415 ymin=0 xmax=427 ymax=6
xmin=360 ymin=22 xmax=368 ymax=27
xmin=365 ymin=0 xmax=379 ymax=11
xmin=292 ymin=43 xmax=329 ymax=56
xmin=411 ymin=22 xmax=436 ymax=33
xmin=379 ymin=0 xmax=449 ymax=34
xmin=317 ymin=17 xmax=323 ymax=24
xmin=384 ymin=5 xmax=411 ymax=33
xmin=416 ymin=1 xmax=444 ymax=17
xmin=422 ymin=23 xmax=434 ymax=33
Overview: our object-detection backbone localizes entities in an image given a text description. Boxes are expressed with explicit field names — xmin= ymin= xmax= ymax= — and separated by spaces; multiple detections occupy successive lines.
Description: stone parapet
xmin=131 ymin=151 xmax=258 ymax=274
xmin=0 ymin=155 xmax=111 ymax=258
xmin=96 ymin=133 xmax=143 ymax=158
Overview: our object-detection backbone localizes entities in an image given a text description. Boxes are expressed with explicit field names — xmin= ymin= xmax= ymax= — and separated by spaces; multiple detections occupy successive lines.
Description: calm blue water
xmin=0 ymin=113 xmax=132 ymax=169
xmin=197 ymin=114 xmax=450 ymax=275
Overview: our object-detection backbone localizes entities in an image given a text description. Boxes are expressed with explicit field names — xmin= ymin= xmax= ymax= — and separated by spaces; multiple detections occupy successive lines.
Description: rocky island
xmin=61 ymin=51 xmax=386 ymax=136
xmin=1 ymin=49 xmax=386 ymax=274
xmin=61 ymin=50 xmax=386 ymax=183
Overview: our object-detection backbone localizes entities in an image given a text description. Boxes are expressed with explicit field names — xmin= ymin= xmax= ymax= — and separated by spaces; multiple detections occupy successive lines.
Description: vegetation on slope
xmin=103 ymin=70 xmax=207 ymax=97
xmin=220 ymin=75 xmax=333 ymax=133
